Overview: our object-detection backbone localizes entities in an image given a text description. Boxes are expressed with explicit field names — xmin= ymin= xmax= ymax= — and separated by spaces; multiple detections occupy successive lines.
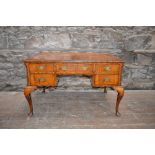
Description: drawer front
xmin=77 ymin=64 xmax=93 ymax=74
xmin=93 ymin=75 xmax=120 ymax=86
xmin=56 ymin=63 xmax=76 ymax=74
xmin=29 ymin=63 xmax=54 ymax=73
xmin=95 ymin=63 xmax=120 ymax=74
xmin=30 ymin=74 xmax=56 ymax=86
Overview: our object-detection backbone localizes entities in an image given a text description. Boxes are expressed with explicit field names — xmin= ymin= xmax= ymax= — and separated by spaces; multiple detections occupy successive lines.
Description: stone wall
xmin=0 ymin=26 xmax=155 ymax=91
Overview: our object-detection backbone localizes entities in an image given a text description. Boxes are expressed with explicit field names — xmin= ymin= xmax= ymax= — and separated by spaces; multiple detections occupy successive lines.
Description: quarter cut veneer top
xmin=24 ymin=51 xmax=124 ymax=63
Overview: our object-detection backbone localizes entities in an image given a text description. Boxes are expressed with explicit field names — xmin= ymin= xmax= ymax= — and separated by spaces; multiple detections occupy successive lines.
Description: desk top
xmin=24 ymin=51 xmax=124 ymax=63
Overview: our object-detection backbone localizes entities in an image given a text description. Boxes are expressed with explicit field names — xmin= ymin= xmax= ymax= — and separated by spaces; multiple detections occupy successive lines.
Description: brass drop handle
xmin=61 ymin=66 xmax=67 ymax=70
xmin=37 ymin=65 xmax=45 ymax=70
xmin=37 ymin=77 xmax=46 ymax=82
xmin=81 ymin=66 xmax=88 ymax=70
xmin=104 ymin=66 xmax=111 ymax=71
xmin=103 ymin=77 xmax=110 ymax=82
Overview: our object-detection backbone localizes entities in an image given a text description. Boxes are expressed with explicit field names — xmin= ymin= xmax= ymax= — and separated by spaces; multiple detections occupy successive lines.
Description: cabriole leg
xmin=24 ymin=86 xmax=37 ymax=116
xmin=112 ymin=86 xmax=124 ymax=116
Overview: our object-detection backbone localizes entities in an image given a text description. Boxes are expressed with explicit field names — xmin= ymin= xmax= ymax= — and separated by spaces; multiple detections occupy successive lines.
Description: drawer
xmin=29 ymin=63 xmax=54 ymax=73
xmin=77 ymin=64 xmax=93 ymax=74
xmin=95 ymin=63 xmax=120 ymax=74
xmin=30 ymin=74 xmax=56 ymax=86
xmin=56 ymin=63 xmax=76 ymax=74
xmin=93 ymin=75 xmax=119 ymax=86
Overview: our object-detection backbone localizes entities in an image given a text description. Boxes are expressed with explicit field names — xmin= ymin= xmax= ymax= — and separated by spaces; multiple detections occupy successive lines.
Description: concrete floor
xmin=0 ymin=90 xmax=155 ymax=129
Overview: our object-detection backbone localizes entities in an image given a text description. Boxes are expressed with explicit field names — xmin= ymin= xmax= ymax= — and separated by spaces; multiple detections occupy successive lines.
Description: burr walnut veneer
xmin=24 ymin=51 xmax=124 ymax=116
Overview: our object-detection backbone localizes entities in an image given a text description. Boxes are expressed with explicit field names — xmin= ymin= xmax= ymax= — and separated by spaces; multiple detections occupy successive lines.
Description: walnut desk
xmin=24 ymin=51 xmax=124 ymax=116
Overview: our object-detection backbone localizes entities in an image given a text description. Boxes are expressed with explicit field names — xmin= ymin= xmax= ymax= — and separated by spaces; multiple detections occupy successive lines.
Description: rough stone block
xmin=8 ymin=35 xmax=25 ymax=49
xmin=131 ymin=69 xmax=146 ymax=79
xmin=125 ymin=34 xmax=152 ymax=51
xmin=71 ymin=33 xmax=92 ymax=48
xmin=0 ymin=36 xmax=7 ymax=48
xmin=0 ymin=70 xmax=10 ymax=80
xmin=150 ymin=31 xmax=155 ymax=49
xmin=71 ymin=28 xmax=123 ymax=49
xmin=136 ymin=54 xmax=152 ymax=65
xmin=133 ymin=49 xmax=155 ymax=54
xmin=24 ymin=36 xmax=43 ymax=48
xmin=0 ymin=63 xmax=14 ymax=69
xmin=67 ymin=26 xmax=86 ymax=32
xmin=99 ymin=28 xmax=123 ymax=49
xmin=43 ymin=32 xmax=71 ymax=49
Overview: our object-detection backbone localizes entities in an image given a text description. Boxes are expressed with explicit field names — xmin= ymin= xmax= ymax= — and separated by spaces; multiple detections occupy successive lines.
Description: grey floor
xmin=0 ymin=90 xmax=155 ymax=129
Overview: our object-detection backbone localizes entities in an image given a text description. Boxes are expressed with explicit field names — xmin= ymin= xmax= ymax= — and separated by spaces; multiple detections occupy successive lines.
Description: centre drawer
xmin=95 ymin=63 xmax=120 ymax=74
xmin=29 ymin=63 xmax=54 ymax=73
xmin=77 ymin=64 xmax=93 ymax=74
xmin=30 ymin=74 xmax=56 ymax=86
xmin=56 ymin=63 xmax=76 ymax=74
